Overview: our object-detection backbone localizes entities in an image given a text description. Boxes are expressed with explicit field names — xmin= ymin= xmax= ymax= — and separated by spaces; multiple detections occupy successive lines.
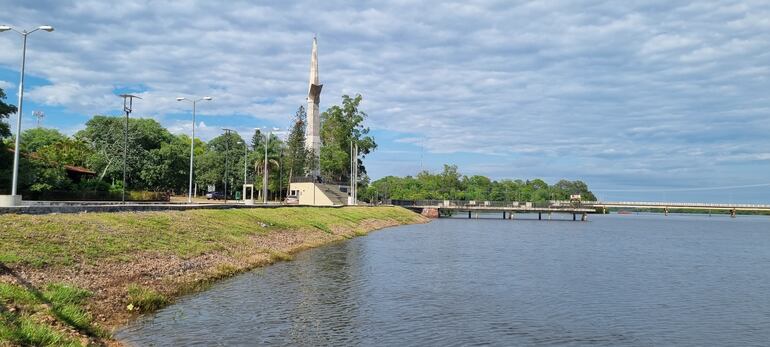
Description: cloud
xmin=1 ymin=0 xmax=770 ymax=200
xmin=0 ymin=80 xmax=13 ymax=91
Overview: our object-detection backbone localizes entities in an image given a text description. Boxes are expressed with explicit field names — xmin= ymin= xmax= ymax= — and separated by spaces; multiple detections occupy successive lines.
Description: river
xmin=118 ymin=213 xmax=770 ymax=346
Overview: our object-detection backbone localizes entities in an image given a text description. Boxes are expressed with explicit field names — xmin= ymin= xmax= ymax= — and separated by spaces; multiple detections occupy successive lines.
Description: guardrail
xmin=391 ymin=199 xmax=770 ymax=210
xmin=389 ymin=199 xmax=581 ymax=209
xmin=552 ymin=200 xmax=770 ymax=208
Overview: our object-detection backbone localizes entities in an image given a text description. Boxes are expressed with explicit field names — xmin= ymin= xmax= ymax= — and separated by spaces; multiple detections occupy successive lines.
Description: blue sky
xmin=1 ymin=0 xmax=770 ymax=203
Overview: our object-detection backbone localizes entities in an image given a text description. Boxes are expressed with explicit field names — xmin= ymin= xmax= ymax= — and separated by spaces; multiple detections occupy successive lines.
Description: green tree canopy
xmin=284 ymin=106 xmax=309 ymax=179
xmin=195 ymin=131 xmax=245 ymax=196
xmin=76 ymin=115 xmax=174 ymax=187
xmin=320 ymin=94 xmax=376 ymax=182
xmin=20 ymin=128 xmax=67 ymax=153
xmin=140 ymin=135 xmax=189 ymax=192
xmin=0 ymin=87 xmax=17 ymax=193
xmin=0 ymin=87 xmax=16 ymax=140
xmin=367 ymin=164 xmax=597 ymax=203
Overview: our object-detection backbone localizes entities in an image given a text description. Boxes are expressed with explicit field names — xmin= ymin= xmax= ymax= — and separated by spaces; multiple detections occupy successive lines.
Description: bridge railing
xmin=552 ymin=200 xmax=770 ymax=209
xmin=390 ymin=199 xmax=573 ymax=209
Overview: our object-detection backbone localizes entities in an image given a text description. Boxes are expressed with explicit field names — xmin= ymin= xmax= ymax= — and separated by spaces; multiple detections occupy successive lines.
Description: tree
xmin=20 ymin=128 xmax=67 ymax=153
xmin=552 ymin=179 xmax=596 ymax=201
xmin=0 ymin=87 xmax=15 ymax=139
xmin=140 ymin=135 xmax=189 ymax=192
xmin=0 ymin=87 xmax=17 ymax=193
xmin=320 ymin=94 xmax=377 ymax=182
xmin=196 ymin=131 xmax=245 ymax=197
xmin=367 ymin=164 xmax=597 ymax=203
xmin=284 ymin=106 xmax=309 ymax=180
xmin=251 ymin=133 xmax=283 ymax=198
xmin=16 ymin=138 xmax=90 ymax=194
xmin=76 ymin=116 xmax=174 ymax=187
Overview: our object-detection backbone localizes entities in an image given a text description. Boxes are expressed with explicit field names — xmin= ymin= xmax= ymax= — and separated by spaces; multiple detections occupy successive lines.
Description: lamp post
xmin=237 ymin=141 xmax=247 ymax=186
xmin=118 ymin=94 xmax=141 ymax=204
xmin=260 ymin=127 xmax=280 ymax=203
xmin=222 ymin=128 xmax=234 ymax=203
xmin=177 ymin=96 xmax=212 ymax=203
xmin=0 ymin=25 xmax=53 ymax=206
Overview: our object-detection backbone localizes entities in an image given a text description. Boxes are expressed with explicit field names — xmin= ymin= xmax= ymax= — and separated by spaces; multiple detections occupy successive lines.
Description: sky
xmin=1 ymin=0 xmax=769 ymax=203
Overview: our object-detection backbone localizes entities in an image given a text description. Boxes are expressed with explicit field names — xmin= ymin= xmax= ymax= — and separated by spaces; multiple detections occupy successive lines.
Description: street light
xmin=177 ymin=96 xmax=212 ymax=203
xmin=222 ymin=128 xmax=234 ymax=203
xmin=0 ymin=25 xmax=54 ymax=207
xmin=237 ymin=141 xmax=247 ymax=187
xmin=260 ymin=127 xmax=281 ymax=203
xmin=118 ymin=94 xmax=141 ymax=203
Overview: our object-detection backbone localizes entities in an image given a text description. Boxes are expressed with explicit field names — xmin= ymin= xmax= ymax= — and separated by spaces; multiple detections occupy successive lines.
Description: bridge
xmin=391 ymin=200 xmax=596 ymax=221
xmin=391 ymin=199 xmax=770 ymax=219
xmin=568 ymin=200 xmax=770 ymax=217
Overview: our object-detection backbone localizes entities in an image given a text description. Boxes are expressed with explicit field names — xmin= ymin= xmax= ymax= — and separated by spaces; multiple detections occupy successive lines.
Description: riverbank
xmin=0 ymin=206 xmax=428 ymax=346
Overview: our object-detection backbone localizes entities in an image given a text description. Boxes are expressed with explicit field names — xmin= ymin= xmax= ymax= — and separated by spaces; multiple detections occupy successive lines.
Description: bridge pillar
xmin=664 ymin=207 xmax=668 ymax=216
xmin=581 ymin=213 xmax=588 ymax=221
xmin=538 ymin=212 xmax=541 ymax=220
xmin=502 ymin=211 xmax=506 ymax=219
xmin=731 ymin=208 xmax=736 ymax=218
xmin=468 ymin=211 xmax=471 ymax=219
xmin=573 ymin=213 xmax=576 ymax=221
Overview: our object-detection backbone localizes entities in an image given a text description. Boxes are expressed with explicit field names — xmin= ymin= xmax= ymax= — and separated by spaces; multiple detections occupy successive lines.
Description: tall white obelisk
xmin=306 ymin=36 xmax=322 ymax=177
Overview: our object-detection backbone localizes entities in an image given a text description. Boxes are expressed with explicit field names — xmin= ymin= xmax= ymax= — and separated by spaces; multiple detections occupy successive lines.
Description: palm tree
xmin=251 ymin=134 xmax=283 ymax=200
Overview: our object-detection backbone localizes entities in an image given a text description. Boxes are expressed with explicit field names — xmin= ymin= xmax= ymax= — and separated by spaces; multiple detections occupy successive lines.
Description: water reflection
xmin=119 ymin=214 xmax=770 ymax=346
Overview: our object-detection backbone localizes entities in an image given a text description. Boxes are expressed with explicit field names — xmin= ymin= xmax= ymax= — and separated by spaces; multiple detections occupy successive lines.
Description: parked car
xmin=284 ymin=195 xmax=299 ymax=205
xmin=206 ymin=191 xmax=225 ymax=200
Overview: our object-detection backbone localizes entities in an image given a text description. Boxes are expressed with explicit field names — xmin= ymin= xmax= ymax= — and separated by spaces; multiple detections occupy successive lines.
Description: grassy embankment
xmin=0 ymin=206 xmax=427 ymax=346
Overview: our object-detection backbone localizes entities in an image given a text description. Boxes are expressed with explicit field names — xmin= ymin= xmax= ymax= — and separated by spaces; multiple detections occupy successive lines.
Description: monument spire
xmin=306 ymin=35 xmax=322 ymax=177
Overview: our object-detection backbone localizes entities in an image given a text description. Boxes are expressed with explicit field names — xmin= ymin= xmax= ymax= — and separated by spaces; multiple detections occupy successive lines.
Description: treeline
xmin=0 ymin=86 xmax=596 ymax=203
xmin=363 ymin=164 xmax=597 ymax=202
xmin=0 ymin=88 xmax=375 ymax=200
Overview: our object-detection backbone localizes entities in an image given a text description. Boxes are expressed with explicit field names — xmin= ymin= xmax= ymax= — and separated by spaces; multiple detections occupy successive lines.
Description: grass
xmin=0 ymin=206 xmax=424 ymax=344
xmin=0 ymin=206 xmax=422 ymax=268
xmin=0 ymin=312 xmax=79 ymax=347
xmin=126 ymin=284 xmax=168 ymax=313
xmin=0 ymin=282 xmax=106 ymax=346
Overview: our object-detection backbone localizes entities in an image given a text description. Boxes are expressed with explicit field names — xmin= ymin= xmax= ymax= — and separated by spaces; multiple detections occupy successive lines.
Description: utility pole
xmin=278 ymin=147 xmax=284 ymax=201
xmin=119 ymin=94 xmax=141 ymax=204
xmin=243 ymin=142 xmax=248 ymax=187
xmin=222 ymin=128 xmax=233 ymax=203
xmin=263 ymin=130 xmax=270 ymax=203
xmin=349 ymin=140 xmax=358 ymax=205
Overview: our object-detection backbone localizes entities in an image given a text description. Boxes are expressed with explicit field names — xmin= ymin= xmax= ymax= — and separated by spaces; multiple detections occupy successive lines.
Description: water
xmin=118 ymin=214 xmax=770 ymax=346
